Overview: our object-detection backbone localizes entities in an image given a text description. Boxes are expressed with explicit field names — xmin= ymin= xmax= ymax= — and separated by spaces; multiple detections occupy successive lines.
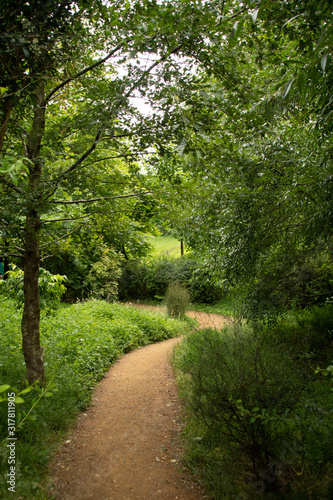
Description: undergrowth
xmin=173 ymin=315 xmax=333 ymax=499
xmin=0 ymin=299 xmax=191 ymax=499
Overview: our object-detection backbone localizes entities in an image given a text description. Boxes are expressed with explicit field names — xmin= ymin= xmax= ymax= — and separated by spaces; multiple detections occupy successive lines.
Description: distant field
xmin=146 ymin=235 xmax=182 ymax=258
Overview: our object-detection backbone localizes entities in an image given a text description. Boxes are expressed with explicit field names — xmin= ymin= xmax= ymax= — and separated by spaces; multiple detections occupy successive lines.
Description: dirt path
xmin=50 ymin=307 xmax=230 ymax=499
xmin=130 ymin=303 xmax=231 ymax=331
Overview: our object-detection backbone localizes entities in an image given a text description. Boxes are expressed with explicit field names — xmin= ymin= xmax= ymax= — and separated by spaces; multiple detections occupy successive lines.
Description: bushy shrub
xmin=174 ymin=326 xmax=309 ymax=489
xmin=240 ymin=249 xmax=333 ymax=320
xmin=187 ymin=266 xmax=223 ymax=303
xmin=0 ymin=266 xmax=67 ymax=312
xmin=295 ymin=303 xmax=333 ymax=351
xmin=174 ymin=318 xmax=333 ymax=497
xmin=165 ymin=282 xmax=190 ymax=318
xmin=297 ymin=303 xmax=333 ymax=337
xmin=119 ymin=257 xmax=223 ymax=304
xmin=87 ymin=248 xmax=123 ymax=301
xmin=118 ymin=260 xmax=150 ymax=299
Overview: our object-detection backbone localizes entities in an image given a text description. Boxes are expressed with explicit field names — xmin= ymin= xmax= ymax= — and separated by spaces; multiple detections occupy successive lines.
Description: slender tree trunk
xmin=0 ymin=97 xmax=13 ymax=153
xmin=21 ymin=83 xmax=46 ymax=385
xmin=3 ymin=238 xmax=9 ymax=278
xmin=22 ymin=212 xmax=44 ymax=384
xmin=181 ymin=238 xmax=184 ymax=257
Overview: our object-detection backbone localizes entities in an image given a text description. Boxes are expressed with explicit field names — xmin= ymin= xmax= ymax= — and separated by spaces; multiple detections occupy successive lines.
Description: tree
xmin=147 ymin=0 xmax=333 ymax=315
xmin=1 ymin=0 xmax=254 ymax=383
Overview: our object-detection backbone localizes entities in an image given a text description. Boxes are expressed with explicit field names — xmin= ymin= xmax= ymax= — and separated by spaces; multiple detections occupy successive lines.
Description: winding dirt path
xmin=50 ymin=306 xmax=230 ymax=499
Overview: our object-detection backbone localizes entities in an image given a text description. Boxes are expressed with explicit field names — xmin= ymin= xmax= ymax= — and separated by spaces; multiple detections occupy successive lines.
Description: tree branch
xmin=40 ymin=222 xmax=89 ymax=249
xmin=0 ymin=175 xmax=23 ymax=194
xmin=0 ymin=253 xmax=23 ymax=258
xmin=41 ymin=214 xmax=91 ymax=224
xmin=49 ymin=192 xmax=150 ymax=205
xmin=45 ymin=43 xmax=123 ymax=104
xmin=47 ymin=44 xmax=182 ymax=198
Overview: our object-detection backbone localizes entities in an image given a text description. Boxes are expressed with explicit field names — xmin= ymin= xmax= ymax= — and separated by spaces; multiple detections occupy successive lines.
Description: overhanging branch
xmin=49 ymin=192 xmax=151 ymax=205
xmin=45 ymin=43 xmax=123 ymax=104
xmin=40 ymin=221 xmax=89 ymax=249
xmin=44 ymin=43 xmax=182 ymax=202
xmin=0 ymin=175 xmax=23 ymax=194
xmin=41 ymin=214 xmax=91 ymax=224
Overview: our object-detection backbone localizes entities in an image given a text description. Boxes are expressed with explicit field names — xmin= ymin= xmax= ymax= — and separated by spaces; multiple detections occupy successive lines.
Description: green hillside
xmin=146 ymin=235 xmax=183 ymax=259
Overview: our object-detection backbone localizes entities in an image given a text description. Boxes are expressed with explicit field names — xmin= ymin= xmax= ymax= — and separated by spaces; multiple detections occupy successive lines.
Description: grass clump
xmin=0 ymin=299 xmax=191 ymax=499
xmin=165 ymin=282 xmax=190 ymax=318
xmin=173 ymin=319 xmax=333 ymax=499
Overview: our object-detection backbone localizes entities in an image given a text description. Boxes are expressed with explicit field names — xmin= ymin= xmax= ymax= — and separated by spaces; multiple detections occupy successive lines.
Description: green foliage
xmin=191 ymin=294 xmax=235 ymax=317
xmin=119 ymin=257 xmax=223 ymax=304
xmin=0 ymin=266 xmax=67 ymax=312
xmin=0 ymin=155 xmax=30 ymax=185
xmin=0 ymin=299 xmax=190 ymax=498
xmin=165 ymin=282 xmax=190 ymax=318
xmin=87 ymin=246 xmax=123 ymax=301
xmin=174 ymin=320 xmax=333 ymax=497
xmin=296 ymin=303 xmax=333 ymax=351
xmin=298 ymin=303 xmax=333 ymax=338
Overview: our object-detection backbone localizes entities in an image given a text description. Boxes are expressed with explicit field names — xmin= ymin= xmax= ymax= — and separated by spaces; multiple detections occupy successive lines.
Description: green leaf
xmin=282 ymin=79 xmax=294 ymax=100
xmin=14 ymin=396 xmax=25 ymax=404
xmin=176 ymin=137 xmax=187 ymax=156
xmin=251 ymin=9 xmax=259 ymax=24
xmin=321 ymin=54 xmax=328 ymax=73
xmin=0 ymin=385 xmax=11 ymax=393
xmin=19 ymin=387 xmax=34 ymax=395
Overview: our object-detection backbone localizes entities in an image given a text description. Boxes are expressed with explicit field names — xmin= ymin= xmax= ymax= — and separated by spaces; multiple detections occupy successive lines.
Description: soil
xmin=50 ymin=305 xmax=230 ymax=499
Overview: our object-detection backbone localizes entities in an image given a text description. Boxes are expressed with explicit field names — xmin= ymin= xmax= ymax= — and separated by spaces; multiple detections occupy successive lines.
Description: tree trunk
xmin=3 ymin=238 xmax=9 ymax=278
xmin=21 ymin=212 xmax=44 ymax=384
xmin=181 ymin=238 xmax=184 ymax=257
xmin=21 ymin=83 xmax=46 ymax=385
xmin=0 ymin=97 xmax=13 ymax=153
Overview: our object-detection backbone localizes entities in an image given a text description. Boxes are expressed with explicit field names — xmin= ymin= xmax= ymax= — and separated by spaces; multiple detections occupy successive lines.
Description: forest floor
xmin=50 ymin=305 xmax=230 ymax=499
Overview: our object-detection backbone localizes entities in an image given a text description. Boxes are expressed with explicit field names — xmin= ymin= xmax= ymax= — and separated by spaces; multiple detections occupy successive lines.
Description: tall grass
xmin=0 ymin=299 xmax=191 ymax=499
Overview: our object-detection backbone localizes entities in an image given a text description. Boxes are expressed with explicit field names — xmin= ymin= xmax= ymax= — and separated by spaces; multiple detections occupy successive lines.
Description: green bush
xmin=174 ymin=319 xmax=333 ymax=498
xmin=87 ymin=247 xmax=123 ymax=301
xmin=297 ymin=303 xmax=333 ymax=340
xmin=118 ymin=260 xmax=150 ymax=300
xmin=119 ymin=257 xmax=223 ymax=304
xmin=239 ymin=249 xmax=333 ymax=320
xmin=165 ymin=282 xmax=190 ymax=318
xmin=176 ymin=327 xmax=306 ymax=467
xmin=0 ymin=266 xmax=67 ymax=312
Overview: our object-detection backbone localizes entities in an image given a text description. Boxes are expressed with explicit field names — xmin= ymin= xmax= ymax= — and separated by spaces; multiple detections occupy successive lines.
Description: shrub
xmin=297 ymin=303 xmax=333 ymax=337
xmin=165 ymin=282 xmax=190 ymax=318
xmin=0 ymin=266 xmax=67 ymax=312
xmin=174 ymin=325 xmax=309 ymax=491
xmin=119 ymin=256 xmax=223 ymax=304
xmin=118 ymin=260 xmax=150 ymax=300
xmin=87 ymin=247 xmax=123 ymax=301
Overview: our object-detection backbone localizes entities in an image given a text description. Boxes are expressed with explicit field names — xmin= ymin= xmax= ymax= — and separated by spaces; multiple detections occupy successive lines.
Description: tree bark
xmin=3 ymin=238 xmax=9 ymax=278
xmin=21 ymin=83 xmax=46 ymax=385
xmin=0 ymin=97 xmax=13 ymax=153
xmin=21 ymin=212 xmax=44 ymax=384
